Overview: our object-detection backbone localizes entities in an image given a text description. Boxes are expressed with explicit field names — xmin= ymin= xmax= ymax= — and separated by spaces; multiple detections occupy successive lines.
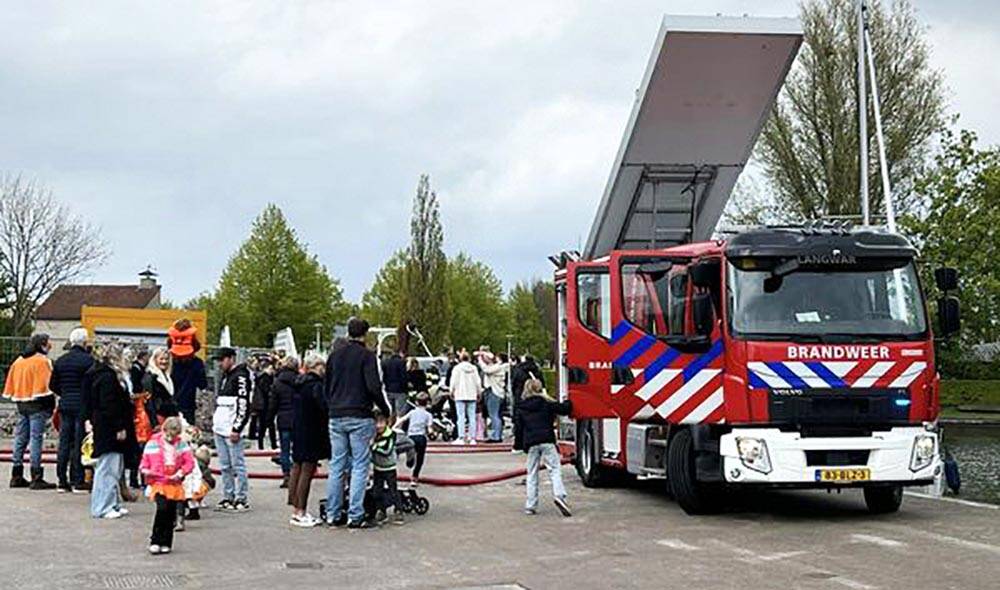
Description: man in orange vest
xmin=3 ymin=333 xmax=57 ymax=489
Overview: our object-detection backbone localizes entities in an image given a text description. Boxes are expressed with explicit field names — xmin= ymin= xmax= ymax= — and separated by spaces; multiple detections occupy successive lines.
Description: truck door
xmin=565 ymin=261 xmax=614 ymax=418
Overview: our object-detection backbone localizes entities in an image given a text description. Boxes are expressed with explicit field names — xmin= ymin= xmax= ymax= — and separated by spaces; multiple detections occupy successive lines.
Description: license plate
xmin=815 ymin=468 xmax=871 ymax=483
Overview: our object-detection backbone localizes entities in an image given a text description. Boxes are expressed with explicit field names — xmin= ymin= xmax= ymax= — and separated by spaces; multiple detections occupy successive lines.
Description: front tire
xmin=575 ymin=421 xmax=609 ymax=488
xmin=667 ymin=428 xmax=722 ymax=515
xmin=864 ymin=485 xmax=903 ymax=514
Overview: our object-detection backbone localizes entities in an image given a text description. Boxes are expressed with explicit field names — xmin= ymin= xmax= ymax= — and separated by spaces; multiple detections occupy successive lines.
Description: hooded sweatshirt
xmin=448 ymin=361 xmax=482 ymax=402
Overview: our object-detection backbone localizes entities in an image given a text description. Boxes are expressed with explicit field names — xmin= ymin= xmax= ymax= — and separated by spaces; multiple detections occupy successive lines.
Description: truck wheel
xmin=575 ymin=421 xmax=609 ymax=488
xmin=864 ymin=485 xmax=903 ymax=514
xmin=667 ymin=428 xmax=721 ymax=515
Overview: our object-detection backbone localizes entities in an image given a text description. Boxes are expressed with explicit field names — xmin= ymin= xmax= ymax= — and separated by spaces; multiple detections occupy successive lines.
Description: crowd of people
xmin=2 ymin=316 xmax=573 ymax=555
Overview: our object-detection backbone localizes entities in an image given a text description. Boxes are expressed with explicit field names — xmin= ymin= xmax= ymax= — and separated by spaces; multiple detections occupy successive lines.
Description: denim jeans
xmin=525 ymin=443 xmax=566 ymax=511
xmin=455 ymin=400 xmax=477 ymax=441
xmin=278 ymin=429 xmax=292 ymax=476
xmin=325 ymin=417 xmax=375 ymax=523
xmin=485 ymin=392 xmax=503 ymax=441
xmin=90 ymin=452 xmax=123 ymax=517
xmin=56 ymin=410 xmax=85 ymax=485
xmin=12 ymin=407 xmax=50 ymax=471
xmin=214 ymin=434 xmax=249 ymax=502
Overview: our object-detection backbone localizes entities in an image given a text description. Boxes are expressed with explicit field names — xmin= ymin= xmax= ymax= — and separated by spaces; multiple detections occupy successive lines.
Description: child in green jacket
xmin=371 ymin=411 xmax=404 ymax=525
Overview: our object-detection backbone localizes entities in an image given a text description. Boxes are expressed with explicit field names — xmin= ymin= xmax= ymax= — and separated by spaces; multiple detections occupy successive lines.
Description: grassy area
xmin=939 ymin=380 xmax=1000 ymax=409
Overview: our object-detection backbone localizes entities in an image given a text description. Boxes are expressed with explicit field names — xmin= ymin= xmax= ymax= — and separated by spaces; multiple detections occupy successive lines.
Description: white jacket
xmin=480 ymin=361 xmax=509 ymax=399
xmin=449 ymin=362 xmax=482 ymax=402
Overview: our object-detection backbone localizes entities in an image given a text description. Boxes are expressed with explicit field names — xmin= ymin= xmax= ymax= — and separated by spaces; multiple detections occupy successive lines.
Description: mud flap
xmin=691 ymin=424 xmax=723 ymax=483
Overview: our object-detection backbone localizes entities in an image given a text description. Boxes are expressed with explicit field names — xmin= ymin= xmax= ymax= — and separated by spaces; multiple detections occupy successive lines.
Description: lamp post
xmin=313 ymin=323 xmax=323 ymax=353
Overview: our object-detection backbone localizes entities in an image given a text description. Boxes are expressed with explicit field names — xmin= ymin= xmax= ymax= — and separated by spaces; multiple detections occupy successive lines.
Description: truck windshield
xmin=727 ymin=260 xmax=927 ymax=340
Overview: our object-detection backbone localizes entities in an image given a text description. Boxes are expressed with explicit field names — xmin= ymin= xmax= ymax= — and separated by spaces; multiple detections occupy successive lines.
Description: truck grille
xmin=805 ymin=450 xmax=870 ymax=466
xmin=769 ymin=387 xmax=911 ymax=426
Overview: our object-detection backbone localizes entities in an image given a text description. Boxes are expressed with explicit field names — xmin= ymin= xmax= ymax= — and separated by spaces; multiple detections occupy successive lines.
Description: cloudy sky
xmin=2 ymin=1 xmax=997 ymax=305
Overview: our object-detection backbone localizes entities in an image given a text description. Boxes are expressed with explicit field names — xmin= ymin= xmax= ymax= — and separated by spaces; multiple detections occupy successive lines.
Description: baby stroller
xmin=318 ymin=446 xmax=431 ymax=523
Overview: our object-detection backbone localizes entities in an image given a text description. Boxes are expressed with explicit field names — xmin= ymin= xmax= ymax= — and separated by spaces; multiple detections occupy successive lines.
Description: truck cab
xmin=557 ymin=227 xmax=958 ymax=514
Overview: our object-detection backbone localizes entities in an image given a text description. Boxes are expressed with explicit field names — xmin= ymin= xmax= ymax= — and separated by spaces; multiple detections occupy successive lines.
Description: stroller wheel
xmin=415 ymin=497 xmax=430 ymax=515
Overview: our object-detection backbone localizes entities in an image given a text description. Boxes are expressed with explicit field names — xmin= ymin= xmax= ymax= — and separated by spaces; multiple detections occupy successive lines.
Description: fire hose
xmin=0 ymin=446 xmax=568 ymax=487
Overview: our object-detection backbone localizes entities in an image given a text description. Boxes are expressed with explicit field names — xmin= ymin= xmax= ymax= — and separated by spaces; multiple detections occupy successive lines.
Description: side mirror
xmin=690 ymin=260 xmax=720 ymax=288
xmin=692 ymin=292 xmax=714 ymax=336
xmin=935 ymin=267 xmax=958 ymax=292
xmin=937 ymin=296 xmax=960 ymax=338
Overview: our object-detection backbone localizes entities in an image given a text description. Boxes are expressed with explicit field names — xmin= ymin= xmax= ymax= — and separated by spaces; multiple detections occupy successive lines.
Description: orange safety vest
xmin=3 ymin=354 xmax=53 ymax=402
xmin=168 ymin=326 xmax=198 ymax=357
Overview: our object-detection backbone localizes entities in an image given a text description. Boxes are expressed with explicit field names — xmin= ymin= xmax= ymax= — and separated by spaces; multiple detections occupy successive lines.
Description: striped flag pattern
xmin=609 ymin=321 xmax=725 ymax=425
xmin=747 ymin=360 xmax=926 ymax=390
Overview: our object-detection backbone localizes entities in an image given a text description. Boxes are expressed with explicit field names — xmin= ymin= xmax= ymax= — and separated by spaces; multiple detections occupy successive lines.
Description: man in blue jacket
xmin=49 ymin=328 xmax=94 ymax=493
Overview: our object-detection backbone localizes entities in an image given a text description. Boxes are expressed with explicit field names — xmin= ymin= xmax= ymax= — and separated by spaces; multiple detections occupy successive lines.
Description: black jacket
xmin=171 ymin=356 xmax=207 ymax=413
xmin=515 ymin=396 xmax=571 ymax=451
xmin=270 ymin=368 xmax=297 ymax=431
xmin=84 ymin=363 xmax=134 ymax=457
xmin=381 ymin=355 xmax=408 ymax=394
xmin=325 ymin=340 xmax=390 ymax=419
xmin=129 ymin=361 xmax=146 ymax=394
xmin=141 ymin=372 xmax=178 ymax=426
xmin=49 ymin=346 xmax=94 ymax=415
xmin=251 ymin=371 xmax=273 ymax=416
xmin=407 ymin=368 xmax=428 ymax=394
xmin=217 ymin=363 xmax=253 ymax=434
xmin=512 ymin=360 xmax=544 ymax=403
xmin=293 ymin=372 xmax=331 ymax=463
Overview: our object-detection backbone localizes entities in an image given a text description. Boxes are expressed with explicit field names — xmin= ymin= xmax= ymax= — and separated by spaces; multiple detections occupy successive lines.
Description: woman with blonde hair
xmin=84 ymin=340 xmax=134 ymax=519
xmin=140 ymin=416 xmax=195 ymax=554
xmin=515 ymin=378 xmax=573 ymax=518
xmin=142 ymin=347 xmax=179 ymax=428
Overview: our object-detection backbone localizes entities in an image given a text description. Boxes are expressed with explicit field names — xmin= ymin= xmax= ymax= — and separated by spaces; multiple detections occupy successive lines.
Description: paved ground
xmin=2 ymin=448 xmax=999 ymax=590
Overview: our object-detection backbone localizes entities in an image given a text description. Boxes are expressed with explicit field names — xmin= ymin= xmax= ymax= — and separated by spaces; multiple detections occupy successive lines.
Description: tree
xmin=902 ymin=129 xmax=1000 ymax=351
xmin=757 ymin=0 xmax=945 ymax=221
xmin=509 ymin=281 xmax=552 ymax=362
xmin=399 ymin=175 xmax=450 ymax=353
xmin=446 ymin=253 xmax=508 ymax=353
xmin=360 ymin=250 xmax=406 ymax=329
xmin=0 ymin=174 xmax=110 ymax=335
xmin=203 ymin=204 xmax=351 ymax=347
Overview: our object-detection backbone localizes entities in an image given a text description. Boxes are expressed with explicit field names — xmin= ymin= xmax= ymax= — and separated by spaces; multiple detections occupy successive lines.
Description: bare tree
xmin=0 ymin=174 xmax=110 ymax=335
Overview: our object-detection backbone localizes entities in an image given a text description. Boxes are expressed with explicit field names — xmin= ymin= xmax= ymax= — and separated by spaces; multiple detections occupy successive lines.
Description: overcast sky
xmin=2 ymin=1 xmax=997 ymax=305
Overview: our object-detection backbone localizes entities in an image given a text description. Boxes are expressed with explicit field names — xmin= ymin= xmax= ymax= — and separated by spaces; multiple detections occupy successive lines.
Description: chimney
xmin=139 ymin=266 xmax=158 ymax=289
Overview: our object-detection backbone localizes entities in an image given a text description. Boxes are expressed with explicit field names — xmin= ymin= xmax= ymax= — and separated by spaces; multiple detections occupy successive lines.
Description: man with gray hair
xmin=50 ymin=327 xmax=95 ymax=492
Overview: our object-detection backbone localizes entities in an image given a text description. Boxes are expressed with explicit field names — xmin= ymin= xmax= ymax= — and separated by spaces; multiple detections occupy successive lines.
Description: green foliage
xmin=446 ymin=253 xmax=509 ymax=353
xmin=199 ymin=204 xmax=351 ymax=348
xmin=939 ymin=380 xmax=1000 ymax=408
xmin=400 ymin=175 xmax=450 ymax=353
xmin=505 ymin=279 xmax=556 ymax=363
xmin=902 ymin=129 xmax=1000 ymax=353
xmin=757 ymin=0 xmax=945 ymax=221
xmin=360 ymin=250 xmax=406 ymax=330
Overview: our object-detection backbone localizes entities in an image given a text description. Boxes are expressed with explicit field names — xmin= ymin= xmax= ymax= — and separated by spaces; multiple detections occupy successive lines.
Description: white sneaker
xmin=159 ymin=546 xmax=171 ymax=555
xmin=102 ymin=510 xmax=123 ymax=520
xmin=451 ymin=439 xmax=464 ymax=446
xmin=115 ymin=507 xmax=130 ymax=516
xmin=469 ymin=439 xmax=477 ymax=446
xmin=290 ymin=514 xmax=319 ymax=528
xmin=149 ymin=545 xmax=161 ymax=554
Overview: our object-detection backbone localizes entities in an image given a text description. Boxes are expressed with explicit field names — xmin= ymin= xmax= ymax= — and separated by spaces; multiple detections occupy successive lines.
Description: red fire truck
xmin=555 ymin=16 xmax=960 ymax=514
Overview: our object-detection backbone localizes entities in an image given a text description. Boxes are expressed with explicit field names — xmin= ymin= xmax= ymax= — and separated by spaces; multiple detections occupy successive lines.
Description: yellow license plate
xmin=816 ymin=468 xmax=871 ymax=483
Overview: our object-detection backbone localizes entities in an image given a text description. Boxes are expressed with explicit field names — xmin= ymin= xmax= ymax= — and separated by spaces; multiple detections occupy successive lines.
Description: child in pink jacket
xmin=140 ymin=417 xmax=194 ymax=555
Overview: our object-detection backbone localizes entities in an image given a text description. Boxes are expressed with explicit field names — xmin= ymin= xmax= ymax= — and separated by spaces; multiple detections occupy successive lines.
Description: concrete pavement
xmin=1 ymin=449 xmax=998 ymax=590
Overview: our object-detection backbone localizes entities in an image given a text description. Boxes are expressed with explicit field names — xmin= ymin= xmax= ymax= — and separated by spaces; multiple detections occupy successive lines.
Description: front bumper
xmin=720 ymin=426 xmax=940 ymax=486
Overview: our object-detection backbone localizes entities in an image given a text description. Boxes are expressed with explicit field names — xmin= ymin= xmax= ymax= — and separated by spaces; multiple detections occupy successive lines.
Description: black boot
xmin=9 ymin=466 xmax=29 ymax=488
xmin=29 ymin=468 xmax=57 ymax=490
xmin=280 ymin=476 xmax=289 ymax=489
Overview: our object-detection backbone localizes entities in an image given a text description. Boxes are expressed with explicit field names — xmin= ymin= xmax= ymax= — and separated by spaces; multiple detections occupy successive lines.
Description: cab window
xmin=622 ymin=261 xmax=688 ymax=337
xmin=576 ymin=271 xmax=611 ymax=339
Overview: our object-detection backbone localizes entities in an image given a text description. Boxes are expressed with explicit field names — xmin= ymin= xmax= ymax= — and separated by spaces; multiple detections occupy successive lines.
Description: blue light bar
xmin=894 ymin=399 xmax=911 ymax=407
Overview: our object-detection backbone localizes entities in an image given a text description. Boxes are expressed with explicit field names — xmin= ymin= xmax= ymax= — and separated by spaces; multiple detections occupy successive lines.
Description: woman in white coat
xmin=448 ymin=352 xmax=482 ymax=445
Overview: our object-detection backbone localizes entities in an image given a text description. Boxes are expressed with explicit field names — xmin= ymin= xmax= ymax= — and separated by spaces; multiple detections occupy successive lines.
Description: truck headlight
xmin=910 ymin=434 xmax=936 ymax=472
xmin=736 ymin=437 xmax=772 ymax=474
